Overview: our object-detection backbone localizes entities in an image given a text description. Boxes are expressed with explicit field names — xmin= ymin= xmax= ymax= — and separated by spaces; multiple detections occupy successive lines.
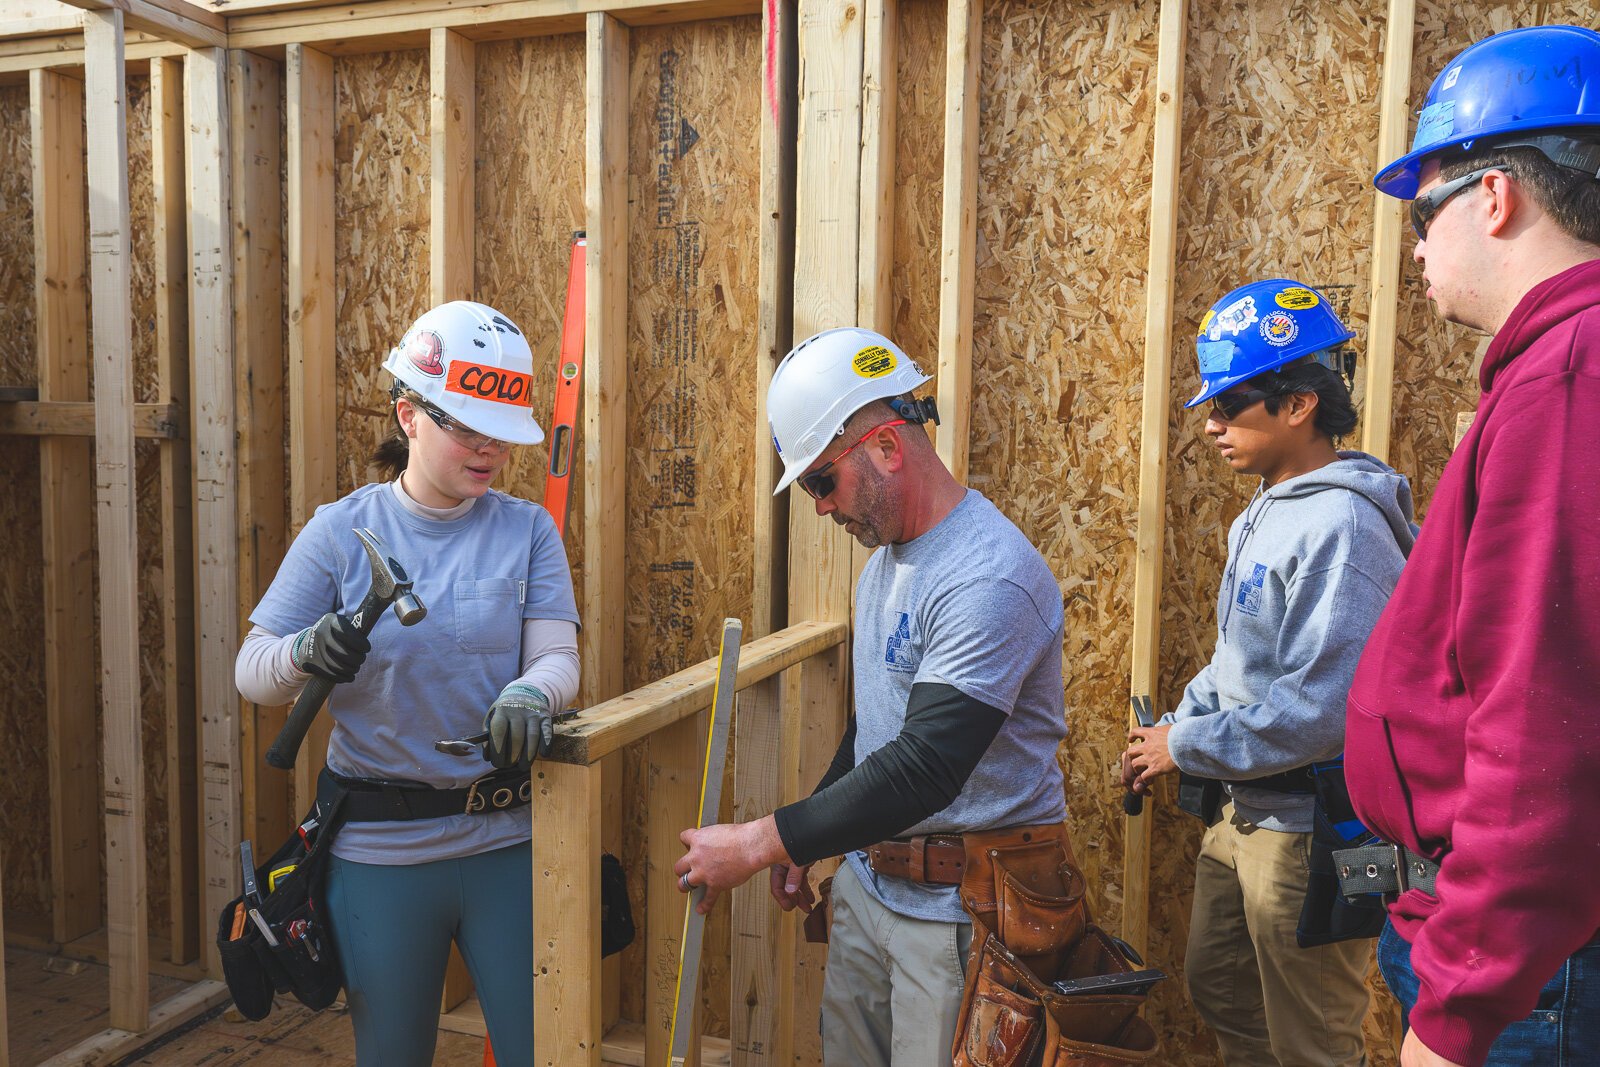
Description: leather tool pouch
xmin=952 ymin=824 xmax=1159 ymax=1066
xmin=803 ymin=876 xmax=835 ymax=944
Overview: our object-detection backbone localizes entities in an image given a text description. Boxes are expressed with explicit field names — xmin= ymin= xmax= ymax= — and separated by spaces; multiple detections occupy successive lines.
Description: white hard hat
xmin=767 ymin=327 xmax=933 ymax=494
xmin=383 ymin=301 xmax=545 ymax=446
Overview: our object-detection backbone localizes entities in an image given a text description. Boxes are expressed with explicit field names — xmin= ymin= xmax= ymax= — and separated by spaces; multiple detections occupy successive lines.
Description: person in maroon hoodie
xmin=1346 ymin=24 xmax=1600 ymax=1067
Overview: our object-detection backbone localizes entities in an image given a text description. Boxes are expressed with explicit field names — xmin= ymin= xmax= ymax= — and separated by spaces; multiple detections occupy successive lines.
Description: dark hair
xmin=1252 ymin=359 xmax=1358 ymax=439
xmin=1438 ymin=134 xmax=1600 ymax=245
xmin=368 ymin=385 xmax=416 ymax=481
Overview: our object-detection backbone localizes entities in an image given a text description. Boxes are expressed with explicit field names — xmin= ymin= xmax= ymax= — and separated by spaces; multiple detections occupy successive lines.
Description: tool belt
xmin=323 ymin=766 xmax=533 ymax=821
xmin=867 ymin=833 xmax=967 ymax=885
xmin=1332 ymin=841 xmax=1440 ymax=898
xmin=952 ymin=823 xmax=1161 ymax=1066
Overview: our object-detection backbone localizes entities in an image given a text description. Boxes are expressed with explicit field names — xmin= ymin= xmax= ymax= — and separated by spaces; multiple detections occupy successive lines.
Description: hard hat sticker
xmin=1197 ymin=340 xmax=1237 ymax=374
xmin=1197 ymin=310 xmax=1217 ymax=338
xmin=1413 ymin=101 xmax=1455 ymax=149
xmin=1207 ymin=295 xmax=1258 ymax=341
xmin=404 ymin=330 xmax=446 ymax=377
xmin=1259 ymin=311 xmax=1300 ymax=348
xmin=852 ymin=345 xmax=898 ymax=378
xmin=1275 ymin=287 xmax=1320 ymax=311
xmin=1441 ymin=65 xmax=1461 ymax=91
xmin=446 ymin=360 xmax=533 ymax=406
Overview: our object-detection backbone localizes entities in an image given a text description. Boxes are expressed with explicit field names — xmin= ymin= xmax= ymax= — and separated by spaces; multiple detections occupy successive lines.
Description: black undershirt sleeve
xmin=772 ymin=682 xmax=1008 ymax=866
xmin=812 ymin=714 xmax=858 ymax=795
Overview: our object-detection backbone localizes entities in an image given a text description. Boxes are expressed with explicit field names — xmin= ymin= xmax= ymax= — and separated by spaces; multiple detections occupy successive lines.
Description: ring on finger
xmin=679 ymin=872 xmax=692 ymax=892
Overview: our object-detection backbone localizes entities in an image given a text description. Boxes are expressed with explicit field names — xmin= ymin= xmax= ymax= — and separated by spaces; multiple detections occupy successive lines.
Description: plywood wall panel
xmin=891 ymin=0 xmax=945 ymax=366
xmin=625 ymin=17 xmax=762 ymax=1038
xmin=334 ymin=50 xmax=431 ymax=497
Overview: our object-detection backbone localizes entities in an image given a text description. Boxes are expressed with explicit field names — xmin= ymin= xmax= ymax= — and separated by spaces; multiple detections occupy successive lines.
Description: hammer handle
xmin=264 ymin=588 xmax=387 ymax=771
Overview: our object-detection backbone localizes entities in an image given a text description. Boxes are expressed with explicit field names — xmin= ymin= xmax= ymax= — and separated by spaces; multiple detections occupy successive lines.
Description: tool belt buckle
xmin=464 ymin=775 xmax=526 ymax=814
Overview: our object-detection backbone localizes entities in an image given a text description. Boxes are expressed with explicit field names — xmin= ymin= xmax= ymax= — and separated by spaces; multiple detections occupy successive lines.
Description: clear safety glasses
xmin=409 ymin=395 xmax=510 ymax=452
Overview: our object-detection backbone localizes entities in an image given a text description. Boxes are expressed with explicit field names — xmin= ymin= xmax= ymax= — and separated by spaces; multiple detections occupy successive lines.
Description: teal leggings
xmin=325 ymin=841 xmax=532 ymax=1066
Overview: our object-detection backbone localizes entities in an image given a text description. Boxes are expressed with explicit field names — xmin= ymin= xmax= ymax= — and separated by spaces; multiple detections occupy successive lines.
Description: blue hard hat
xmin=1374 ymin=25 xmax=1600 ymax=199
xmin=1186 ymin=279 xmax=1355 ymax=409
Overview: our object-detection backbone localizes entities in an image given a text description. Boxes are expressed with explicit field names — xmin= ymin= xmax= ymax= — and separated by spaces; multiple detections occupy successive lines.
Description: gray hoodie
xmin=1162 ymin=451 xmax=1416 ymax=832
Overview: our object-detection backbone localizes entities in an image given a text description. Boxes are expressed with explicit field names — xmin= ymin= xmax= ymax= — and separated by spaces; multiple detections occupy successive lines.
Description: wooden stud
xmin=53 ymin=0 xmax=226 ymax=50
xmin=186 ymin=43 xmax=239 ymax=981
xmin=0 ymin=400 xmax=180 ymax=437
xmin=30 ymin=64 xmax=101 ymax=948
xmin=83 ymin=7 xmax=147 ymax=1030
xmin=532 ymin=760 xmax=603 ymax=1067
xmin=286 ymin=42 xmax=338 ymax=810
xmin=732 ymin=0 xmax=798 ymax=1059
xmin=934 ymin=0 xmax=979 ymax=483
xmin=857 ymin=0 xmax=896 ymax=335
xmin=228 ymin=50 xmax=291 ymax=864
xmin=788 ymin=0 xmax=865 ymax=1057
xmin=1360 ymin=0 xmax=1415 ymax=464
xmin=152 ymin=52 xmax=200 ymax=967
xmin=646 ymin=712 xmax=706 ymax=1067
xmin=1121 ymin=0 xmax=1188 ymax=960
xmin=430 ymin=27 xmax=475 ymax=303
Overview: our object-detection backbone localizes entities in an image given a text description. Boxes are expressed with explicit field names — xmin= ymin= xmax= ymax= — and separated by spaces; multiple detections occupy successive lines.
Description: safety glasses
xmin=1208 ymin=387 xmax=1275 ymax=422
xmin=410 ymin=395 xmax=509 ymax=452
xmin=1410 ymin=167 xmax=1492 ymax=239
xmin=797 ymin=419 xmax=908 ymax=500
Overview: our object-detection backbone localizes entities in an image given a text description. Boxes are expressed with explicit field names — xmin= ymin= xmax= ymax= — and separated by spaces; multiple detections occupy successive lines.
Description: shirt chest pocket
xmin=454 ymin=578 xmax=524 ymax=654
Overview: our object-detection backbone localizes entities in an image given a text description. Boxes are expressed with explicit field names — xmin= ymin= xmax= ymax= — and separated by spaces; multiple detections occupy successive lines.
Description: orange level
xmin=544 ymin=232 xmax=587 ymax=540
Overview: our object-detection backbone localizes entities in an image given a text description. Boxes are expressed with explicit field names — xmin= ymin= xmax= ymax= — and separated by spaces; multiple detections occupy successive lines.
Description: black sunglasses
xmin=1410 ymin=167 xmax=1492 ymax=239
xmin=1208 ymin=387 xmax=1276 ymax=421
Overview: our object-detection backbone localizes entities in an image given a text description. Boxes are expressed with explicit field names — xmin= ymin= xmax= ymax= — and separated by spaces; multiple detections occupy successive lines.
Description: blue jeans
xmin=326 ymin=841 xmax=533 ymax=1067
xmin=1378 ymin=919 xmax=1600 ymax=1065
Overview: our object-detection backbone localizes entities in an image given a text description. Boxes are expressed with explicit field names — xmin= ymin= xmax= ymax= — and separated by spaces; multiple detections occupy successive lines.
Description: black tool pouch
xmin=217 ymin=789 xmax=349 ymax=1020
xmin=1176 ymin=773 xmax=1222 ymax=823
xmin=1296 ymin=758 xmax=1386 ymax=948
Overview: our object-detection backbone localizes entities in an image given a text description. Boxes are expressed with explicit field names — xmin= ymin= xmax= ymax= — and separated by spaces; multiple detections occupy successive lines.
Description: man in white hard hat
xmin=674 ymin=328 xmax=1082 ymax=1065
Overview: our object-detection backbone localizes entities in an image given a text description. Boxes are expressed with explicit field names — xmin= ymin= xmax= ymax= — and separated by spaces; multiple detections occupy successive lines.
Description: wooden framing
xmin=152 ymin=52 xmax=200 ymax=967
xmin=933 ymin=0 xmax=979 ymax=482
xmin=430 ymin=26 xmax=474 ymax=303
xmin=856 ymin=0 xmax=894 ymax=335
xmin=1360 ymin=0 xmax=1415 ymax=464
xmin=55 ymin=0 xmax=227 ymax=49
xmin=30 ymin=64 xmax=101 ymax=948
xmin=1120 ymin=0 xmax=1188 ymax=960
xmin=532 ymin=760 xmax=603 ymax=1066
xmin=285 ymin=41 xmax=337 ymax=809
xmin=187 ymin=42 xmax=239 ymax=980
xmin=0 ymin=400 xmax=179 ymax=436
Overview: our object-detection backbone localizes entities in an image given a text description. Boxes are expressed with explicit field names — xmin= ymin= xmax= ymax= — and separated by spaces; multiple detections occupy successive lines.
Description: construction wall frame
xmin=0 ymin=0 xmax=1586 ymax=1063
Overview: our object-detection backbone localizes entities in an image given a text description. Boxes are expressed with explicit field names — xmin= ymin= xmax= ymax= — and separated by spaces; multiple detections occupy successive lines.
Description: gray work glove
xmin=290 ymin=611 xmax=370 ymax=684
xmin=483 ymin=683 xmax=554 ymax=768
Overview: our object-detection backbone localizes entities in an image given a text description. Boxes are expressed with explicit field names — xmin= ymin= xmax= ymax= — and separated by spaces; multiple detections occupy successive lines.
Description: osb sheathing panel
xmin=891 ymin=0 xmax=945 ymax=361
xmin=334 ymin=50 xmax=431 ymax=497
xmin=0 ymin=82 xmax=49 ymax=927
xmin=624 ymin=18 xmax=761 ymax=1036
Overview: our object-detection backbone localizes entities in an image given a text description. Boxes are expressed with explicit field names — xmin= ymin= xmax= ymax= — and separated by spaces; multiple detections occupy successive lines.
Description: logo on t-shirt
xmin=884 ymin=612 xmax=916 ymax=672
xmin=1235 ymin=562 xmax=1268 ymax=617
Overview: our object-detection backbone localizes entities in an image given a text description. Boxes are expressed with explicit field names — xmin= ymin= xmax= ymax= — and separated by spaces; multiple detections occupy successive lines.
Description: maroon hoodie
xmin=1347 ymin=258 xmax=1600 ymax=1066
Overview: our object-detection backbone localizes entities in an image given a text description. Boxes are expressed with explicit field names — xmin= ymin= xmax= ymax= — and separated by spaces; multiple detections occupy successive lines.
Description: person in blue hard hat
xmin=1347 ymin=24 xmax=1600 ymax=1067
xmin=1122 ymin=279 xmax=1416 ymax=1066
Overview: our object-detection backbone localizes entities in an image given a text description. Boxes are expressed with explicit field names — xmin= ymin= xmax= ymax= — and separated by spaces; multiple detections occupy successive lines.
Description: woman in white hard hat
xmin=234 ymin=301 xmax=579 ymax=1065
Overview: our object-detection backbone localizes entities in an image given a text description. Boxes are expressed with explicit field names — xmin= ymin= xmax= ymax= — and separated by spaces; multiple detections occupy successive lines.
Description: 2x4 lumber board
xmin=186 ymin=44 xmax=239 ymax=981
xmin=228 ymin=49 xmax=291 ymax=876
xmin=430 ymin=27 xmax=475 ymax=303
xmin=227 ymin=0 xmax=761 ymax=53
xmin=1360 ymin=0 xmax=1415 ymax=464
xmin=550 ymin=620 xmax=847 ymax=764
xmin=856 ymin=0 xmax=894 ymax=334
xmin=54 ymin=0 xmax=225 ymax=49
xmin=0 ymin=400 xmax=180 ymax=436
xmin=152 ymin=52 xmax=199 ymax=967
xmin=732 ymin=0 xmax=797 ymax=1061
xmin=83 ymin=7 xmax=148 ymax=1031
xmin=933 ymin=0 xmax=978 ymax=483
xmin=0 ymin=13 xmax=87 ymax=38
xmin=646 ymin=711 xmax=705 ymax=1067
xmin=581 ymin=11 xmax=627 ymax=712
xmin=29 ymin=65 xmax=101 ymax=947
xmin=33 ymin=980 xmax=232 ymax=1067
xmin=788 ymin=1 xmax=864 ymax=1055
xmin=532 ymin=760 xmax=603 ymax=1066
xmin=286 ymin=42 xmax=337 ymax=811
xmin=1121 ymin=0 xmax=1187 ymax=960
xmin=0 ymin=37 xmax=187 ymax=79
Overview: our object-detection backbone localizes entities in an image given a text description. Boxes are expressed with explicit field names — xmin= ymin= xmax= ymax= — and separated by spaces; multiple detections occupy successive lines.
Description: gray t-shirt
xmin=250 ymin=482 xmax=579 ymax=863
xmin=843 ymin=490 xmax=1067 ymax=923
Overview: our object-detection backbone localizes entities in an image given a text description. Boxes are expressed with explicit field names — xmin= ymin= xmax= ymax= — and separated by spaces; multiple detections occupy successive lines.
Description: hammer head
xmin=352 ymin=527 xmax=427 ymax=626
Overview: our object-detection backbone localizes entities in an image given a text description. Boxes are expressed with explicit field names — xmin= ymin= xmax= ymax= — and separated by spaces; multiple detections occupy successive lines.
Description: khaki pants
xmin=820 ymin=860 xmax=973 ymax=1067
xmin=1186 ymin=802 xmax=1371 ymax=1067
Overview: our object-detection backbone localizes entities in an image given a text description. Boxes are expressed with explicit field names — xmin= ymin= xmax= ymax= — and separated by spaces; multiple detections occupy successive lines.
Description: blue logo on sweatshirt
xmin=1236 ymin=563 xmax=1267 ymax=617
xmin=885 ymin=612 xmax=916 ymax=672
